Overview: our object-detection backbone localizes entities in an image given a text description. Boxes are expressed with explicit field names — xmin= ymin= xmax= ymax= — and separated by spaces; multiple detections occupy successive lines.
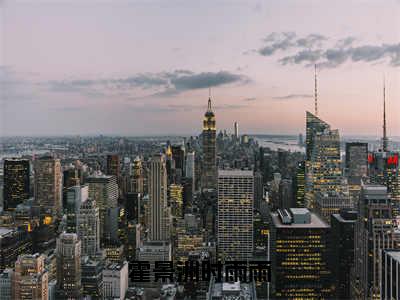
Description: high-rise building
xmin=202 ymin=97 xmax=217 ymax=190
xmin=306 ymin=114 xmax=343 ymax=209
xmin=56 ymin=232 xmax=82 ymax=299
xmin=3 ymin=158 xmax=30 ymax=211
xmin=34 ymin=156 xmax=62 ymax=217
xmin=345 ymin=142 xmax=368 ymax=181
xmin=352 ymin=184 xmax=396 ymax=299
xmin=315 ymin=190 xmax=353 ymax=224
xmin=65 ymin=184 xmax=89 ymax=233
xmin=234 ymin=121 xmax=239 ymax=140
xmin=368 ymin=151 xmax=400 ymax=216
xmin=278 ymin=179 xmax=293 ymax=208
xmin=86 ymin=174 xmax=118 ymax=245
xmin=0 ymin=268 xmax=13 ymax=300
xmin=103 ymin=261 xmax=129 ymax=300
xmin=77 ymin=198 xmax=100 ymax=257
xmin=270 ymin=208 xmax=332 ymax=299
xmin=254 ymin=171 xmax=263 ymax=210
xmin=148 ymin=154 xmax=170 ymax=241
xmin=172 ymin=144 xmax=185 ymax=180
xmin=305 ymin=111 xmax=330 ymax=161
xmin=169 ymin=184 xmax=183 ymax=220
xmin=12 ymin=253 xmax=48 ymax=300
xmin=106 ymin=154 xmax=120 ymax=178
xmin=293 ymin=161 xmax=305 ymax=207
xmin=185 ymin=151 xmax=195 ymax=189
xmin=331 ymin=209 xmax=358 ymax=299
xmin=130 ymin=157 xmax=144 ymax=194
xmin=0 ymin=227 xmax=32 ymax=271
xmin=381 ymin=249 xmax=400 ymax=300
xmin=81 ymin=257 xmax=104 ymax=299
xmin=217 ymin=170 xmax=253 ymax=260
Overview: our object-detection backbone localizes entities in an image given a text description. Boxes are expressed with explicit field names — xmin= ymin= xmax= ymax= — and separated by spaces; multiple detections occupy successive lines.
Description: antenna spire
xmin=314 ymin=64 xmax=318 ymax=116
xmin=382 ymin=76 xmax=388 ymax=152
xmin=207 ymin=88 xmax=212 ymax=111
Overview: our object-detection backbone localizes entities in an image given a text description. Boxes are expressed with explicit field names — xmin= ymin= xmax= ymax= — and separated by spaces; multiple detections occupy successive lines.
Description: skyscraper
xmin=86 ymin=174 xmax=118 ymax=245
xmin=234 ymin=121 xmax=239 ymax=140
xmin=217 ymin=170 xmax=253 ymax=260
xmin=381 ymin=249 xmax=400 ymax=300
xmin=345 ymin=142 xmax=368 ymax=181
xmin=270 ymin=208 xmax=332 ymax=299
xmin=106 ymin=154 xmax=120 ymax=178
xmin=185 ymin=150 xmax=195 ymax=189
xmin=331 ymin=209 xmax=358 ymax=299
xmin=352 ymin=184 xmax=396 ymax=299
xmin=202 ymin=97 xmax=217 ymax=190
xmin=12 ymin=253 xmax=48 ymax=300
xmin=77 ymin=198 xmax=100 ymax=258
xmin=3 ymin=158 xmax=30 ymax=211
xmin=148 ymin=154 xmax=170 ymax=241
xmin=34 ymin=156 xmax=62 ymax=217
xmin=56 ymin=232 xmax=82 ymax=299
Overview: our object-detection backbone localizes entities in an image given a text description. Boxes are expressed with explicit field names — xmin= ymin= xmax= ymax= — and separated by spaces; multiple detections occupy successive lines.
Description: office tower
xmin=169 ymin=184 xmax=183 ymax=219
xmin=77 ymin=198 xmax=100 ymax=257
xmin=12 ymin=253 xmax=48 ymax=300
xmin=217 ymin=170 xmax=254 ymax=260
xmin=315 ymin=189 xmax=353 ymax=224
xmin=125 ymin=192 xmax=140 ymax=222
xmin=185 ymin=150 xmax=195 ymax=189
xmin=277 ymin=149 xmax=289 ymax=178
xmin=0 ymin=269 xmax=13 ymax=300
xmin=126 ymin=222 xmax=141 ymax=262
xmin=234 ymin=121 xmax=239 ymax=140
xmin=352 ymin=184 xmax=396 ymax=299
xmin=81 ymin=257 xmax=104 ymax=299
xmin=65 ymin=184 xmax=89 ymax=233
xmin=0 ymin=227 xmax=31 ymax=271
xmin=331 ymin=209 xmax=358 ymax=299
xmin=293 ymin=161 xmax=305 ymax=207
xmin=131 ymin=157 xmax=144 ymax=194
xmin=106 ymin=154 xmax=120 ymax=178
xmin=202 ymin=97 xmax=217 ymax=190
xmin=86 ymin=174 xmax=118 ymax=245
xmin=368 ymin=151 xmax=400 ymax=216
xmin=62 ymin=167 xmax=79 ymax=209
xmin=182 ymin=177 xmax=193 ymax=211
xmin=345 ymin=142 xmax=368 ymax=181
xmin=103 ymin=261 xmax=129 ymax=300
xmin=172 ymin=144 xmax=185 ymax=179
xmin=278 ymin=179 xmax=293 ymax=208
xmin=298 ymin=133 xmax=304 ymax=146
xmin=56 ymin=232 xmax=82 ymax=299
xmin=270 ymin=208 xmax=332 ymax=299
xmin=148 ymin=154 xmax=170 ymax=241
xmin=3 ymin=158 xmax=30 ymax=211
xmin=306 ymin=117 xmax=343 ymax=209
xmin=381 ymin=249 xmax=400 ymax=299
xmin=34 ymin=156 xmax=62 ymax=217
xmin=254 ymin=171 xmax=263 ymax=210
xmin=305 ymin=111 xmax=329 ymax=161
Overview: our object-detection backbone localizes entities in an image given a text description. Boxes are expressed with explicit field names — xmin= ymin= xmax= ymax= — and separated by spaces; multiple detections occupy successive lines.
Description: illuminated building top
xmin=203 ymin=98 xmax=216 ymax=131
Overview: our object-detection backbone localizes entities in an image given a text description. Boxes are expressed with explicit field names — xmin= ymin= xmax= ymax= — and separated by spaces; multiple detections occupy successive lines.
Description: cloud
xmin=256 ymin=32 xmax=400 ymax=68
xmin=259 ymin=32 xmax=327 ymax=56
xmin=272 ymin=94 xmax=313 ymax=100
xmin=45 ymin=70 xmax=248 ymax=99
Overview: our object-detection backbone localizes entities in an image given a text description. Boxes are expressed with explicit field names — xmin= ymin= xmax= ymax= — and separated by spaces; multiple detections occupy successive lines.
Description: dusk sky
xmin=1 ymin=0 xmax=399 ymax=136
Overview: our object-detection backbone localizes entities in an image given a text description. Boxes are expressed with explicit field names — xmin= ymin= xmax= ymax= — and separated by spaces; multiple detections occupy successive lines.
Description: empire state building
xmin=202 ymin=97 xmax=217 ymax=190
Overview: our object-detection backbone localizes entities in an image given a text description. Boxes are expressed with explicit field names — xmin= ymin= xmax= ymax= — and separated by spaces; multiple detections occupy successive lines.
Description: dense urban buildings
xmin=0 ymin=65 xmax=399 ymax=299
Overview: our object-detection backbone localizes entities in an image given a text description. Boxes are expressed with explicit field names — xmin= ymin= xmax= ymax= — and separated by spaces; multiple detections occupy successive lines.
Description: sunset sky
xmin=1 ymin=0 xmax=399 ymax=136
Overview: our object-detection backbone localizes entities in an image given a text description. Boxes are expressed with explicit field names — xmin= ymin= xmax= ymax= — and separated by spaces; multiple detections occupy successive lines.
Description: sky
xmin=1 ymin=0 xmax=399 ymax=137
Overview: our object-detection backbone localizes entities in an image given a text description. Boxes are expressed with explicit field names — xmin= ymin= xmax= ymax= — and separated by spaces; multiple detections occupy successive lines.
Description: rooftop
xmin=271 ymin=211 xmax=329 ymax=229
xmin=218 ymin=169 xmax=253 ymax=177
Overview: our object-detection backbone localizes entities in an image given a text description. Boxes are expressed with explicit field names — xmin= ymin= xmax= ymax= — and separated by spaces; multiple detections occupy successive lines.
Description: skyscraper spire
xmin=208 ymin=88 xmax=212 ymax=112
xmin=314 ymin=64 xmax=318 ymax=116
xmin=382 ymin=76 xmax=388 ymax=152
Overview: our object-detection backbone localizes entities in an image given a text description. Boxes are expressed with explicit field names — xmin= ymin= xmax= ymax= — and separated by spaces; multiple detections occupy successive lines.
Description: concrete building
xmin=381 ymin=249 xmax=400 ymax=300
xmin=202 ymin=97 xmax=217 ymax=190
xmin=270 ymin=208 xmax=332 ymax=299
xmin=103 ymin=261 xmax=129 ymax=300
xmin=217 ymin=170 xmax=254 ymax=260
xmin=12 ymin=253 xmax=48 ymax=300
xmin=56 ymin=232 xmax=82 ymax=299
xmin=77 ymin=197 xmax=100 ymax=257
xmin=0 ymin=268 xmax=13 ymax=300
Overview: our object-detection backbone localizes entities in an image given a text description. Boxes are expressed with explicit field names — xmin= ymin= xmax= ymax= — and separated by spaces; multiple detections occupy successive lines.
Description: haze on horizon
xmin=1 ymin=0 xmax=399 ymax=137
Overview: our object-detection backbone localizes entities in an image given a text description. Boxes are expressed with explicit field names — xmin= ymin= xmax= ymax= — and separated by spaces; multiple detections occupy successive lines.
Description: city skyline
xmin=1 ymin=0 xmax=400 ymax=136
